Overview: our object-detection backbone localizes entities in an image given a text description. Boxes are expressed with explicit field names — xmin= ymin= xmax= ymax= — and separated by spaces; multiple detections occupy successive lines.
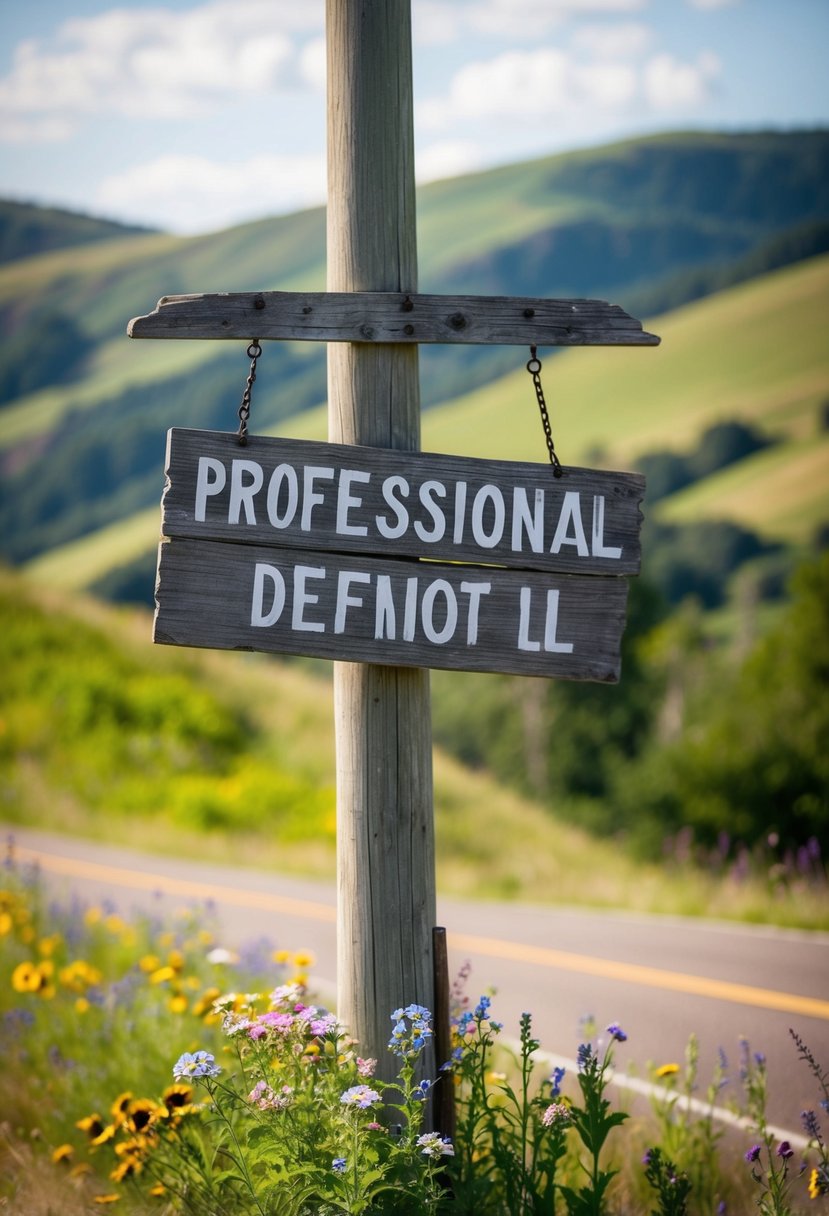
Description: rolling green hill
xmin=24 ymin=251 xmax=828 ymax=599
xmin=0 ymin=198 xmax=155 ymax=266
xmin=2 ymin=130 xmax=829 ymax=572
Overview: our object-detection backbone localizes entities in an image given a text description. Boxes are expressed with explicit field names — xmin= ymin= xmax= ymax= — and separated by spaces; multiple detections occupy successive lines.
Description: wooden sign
xmin=129 ymin=290 xmax=660 ymax=347
xmin=160 ymin=429 xmax=644 ymax=576
xmin=154 ymin=429 xmax=643 ymax=681
xmin=155 ymin=538 xmax=629 ymax=681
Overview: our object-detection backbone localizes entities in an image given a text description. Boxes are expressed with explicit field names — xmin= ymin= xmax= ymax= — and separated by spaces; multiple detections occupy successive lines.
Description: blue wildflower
xmin=549 ymin=1066 xmax=566 ymax=1097
xmin=577 ymin=1043 xmax=593 ymax=1071
xmin=388 ymin=1003 xmax=433 ymax=1058
xmin=332 ymin=1157 xmax=347 ymax=1174
xmin=474 ymin=995 xmax=491 ymax=1019
xmin=606 ymin=1022 xmax=627 ymax=1043
xmin=173 ymin=1050 xmax=221 ymax=1080
xmin=802 ymin=1109 xmax=822 ymax=1141
xmin=413 ymin=1079 xmax=432 ymax=1101
xmin=340 ymin=1085 xmax=380 ymax=1109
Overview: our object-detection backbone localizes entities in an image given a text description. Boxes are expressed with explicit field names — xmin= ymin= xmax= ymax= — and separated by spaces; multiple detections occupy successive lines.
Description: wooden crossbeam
xmin=128 ymin=290 xmax=660 ymax=346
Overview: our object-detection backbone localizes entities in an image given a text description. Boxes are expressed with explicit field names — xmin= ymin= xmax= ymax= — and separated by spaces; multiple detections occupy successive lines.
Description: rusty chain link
xmin=526 ymin=346 xmax=562 ymax=476
xmin=237 ymin=339 xmax=262 ymax=446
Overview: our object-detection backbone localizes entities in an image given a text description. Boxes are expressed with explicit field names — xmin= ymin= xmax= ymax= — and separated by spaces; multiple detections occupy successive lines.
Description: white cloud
xmin=414 ymin=0 xmax=646 ymax=44
xmin=643 ymin=50 xmax=721 ymax=108
xmin=571 ymin=22 xmax=654 ymax=59
xmin=415 ymin=140 xmax=484 ymax=183
xmin=299 ymin=37 xmax=327 ymax=92
xmin=686 ymin=0 xmax=741 ymax=9
xmin=95 ymin=150 xmax=326 ymax=233
xmin=418 ymin=47 xmax=638 ymax=125
xmin=0 ymin=0 xmax=323 ymax=140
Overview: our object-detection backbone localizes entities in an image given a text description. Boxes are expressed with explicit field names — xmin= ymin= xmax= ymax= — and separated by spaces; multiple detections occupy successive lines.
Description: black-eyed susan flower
xmin=92 ymin=1193 xmax=120 ymax=1204
xmin=90 ymin=1124 xmax=117 ymax=1149
xmin=161 ymin=1083 xmax=194 ymax=1115
xmin=110 ymin=1092 xmax=133 ymax=1125
xmin=148 ymin=1182 xmax=166 ymax=1198
xmin=12 ymin=959 xmax=55 ymax=996
xmin=51 ymin=1143 xmax=74 ymax=1165
xmin=655 ymin=1063 xmax=680 ymax=1078
xmin=110 ymin=1158 xmax=141 ymax=1183
xmin=125 ymin=1098 xmax=162 ymax=1135
xmin=76 ymin=1113 xmax=105 ymax=1141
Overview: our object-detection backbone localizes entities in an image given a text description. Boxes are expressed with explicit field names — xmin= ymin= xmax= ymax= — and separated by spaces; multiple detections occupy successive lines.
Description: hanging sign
xmin=154 ymin=429 xmax=645 ymax=681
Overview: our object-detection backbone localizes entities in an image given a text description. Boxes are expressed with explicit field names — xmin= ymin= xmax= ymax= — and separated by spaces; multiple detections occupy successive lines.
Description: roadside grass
xmin=3 ymin=567 xmax=827 ymax=930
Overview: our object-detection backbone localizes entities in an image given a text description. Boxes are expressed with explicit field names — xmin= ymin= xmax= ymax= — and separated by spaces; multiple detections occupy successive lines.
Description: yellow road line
xmin=16 ymin=845 xmax=829 ymax=1020
xmin=449 ymin=932 xmax=829 ymax=1021
xmin=15 ymin=846 xmax=337 ymax=923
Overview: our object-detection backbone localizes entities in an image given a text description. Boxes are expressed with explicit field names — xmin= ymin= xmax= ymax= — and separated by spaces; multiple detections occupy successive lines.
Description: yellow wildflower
xmin=51 ymin=1144 xmax=74 ymax=1164
xmin=139 ymin=954 xmax=161 ymax=972
xmin=167 ymin=949 xmax=185 ymax=973
xmin=84 ymin=907 xmax=102 ymax=926
xmin=655 ymin=1063 xmax=680 ymax=1078
xmin=169 ymin=993 xmax=189 ymax=1015
xmin=110 ymin=1092 xmax=133 ymax=1124
xmin=93 ymin=1193 xmax=120 ymax=1204
xmin=272 ymin=949 xmax=291 ymax=964
xmin=149 ymin=1182 xmax=166 ymax=1198
xmin=12 ymin=959 xmax=55 ymax=997
xmin=75 ymin=997 xmax=90 ymax=1014
xmin=12 ymin=961 xmax=39 ymax=992
xmin=38 ymin=933 xmax=62 ymax=956
xmin=149 ymin=965 xmax=176 ymax=985
xmin=0 ymin=911 xmax=13 ymax=935
xmin=76 ymin=1113 xmax=105 ymax=1140
xmin=70 ymin=1162 xmax=93 ymax=1178
xmin=90 ymin=1124 xmax=117 ymax=1148
xmin=125 ymin=1098 xmax=163 ymax=1134
xmin=293 ymin=950 xmax=316 ymax=968
xmin=192 ymin=986 xmax=221 ymax=1019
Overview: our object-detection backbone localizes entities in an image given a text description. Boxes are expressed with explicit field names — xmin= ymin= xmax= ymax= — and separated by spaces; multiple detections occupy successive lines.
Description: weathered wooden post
xmin=325 ymin=0 xmax=436 ymax=1081
xmin=128 ymin=1 xmax=658 ymax=1114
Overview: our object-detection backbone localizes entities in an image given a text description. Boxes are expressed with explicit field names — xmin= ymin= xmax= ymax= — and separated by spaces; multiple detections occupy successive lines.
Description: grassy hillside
xmin=0 ymin=198 xmax=155 ymax=265
xmin=26 ymin=251 xmax=828 ymax=596
xmin=2 ymin=129 xmax=829 ymax=575
xmin=2 ymin=566 xmax=824 ymax=927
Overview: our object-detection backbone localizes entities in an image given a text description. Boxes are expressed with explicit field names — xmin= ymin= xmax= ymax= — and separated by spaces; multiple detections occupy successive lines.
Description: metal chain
xmin=237 ymin=339 xmax=262 ymax=446
xmin=526 ymin=346 xmax=563 ymax=477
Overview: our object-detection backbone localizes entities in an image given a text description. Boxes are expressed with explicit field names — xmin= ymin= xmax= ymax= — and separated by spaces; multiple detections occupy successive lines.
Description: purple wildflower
xmin=606 ymin=1022 xmax=627 ymax=1043
xmin=340 ymin=1085 xmax=380 ymax=1109
xmin=776 ymin=1140 xmax=794 ymax=1160
xmin=745 ymin=1144 xmax=762 ymax=1163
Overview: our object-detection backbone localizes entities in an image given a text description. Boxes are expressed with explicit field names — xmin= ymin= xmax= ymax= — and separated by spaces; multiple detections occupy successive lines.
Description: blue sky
xmin=1 ymin=0 xmax=827 ymax=235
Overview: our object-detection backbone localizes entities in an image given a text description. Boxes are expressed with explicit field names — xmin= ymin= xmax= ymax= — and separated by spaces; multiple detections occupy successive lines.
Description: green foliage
xmin=639 ymin=420 xmax=773 ymax=504
xmin=643 ymin=518 xmax=776 ymax=609
xmin=625 ymin=552 xmax=829 ymax=852
xmin=0 ymin=572 xmax=335 ymax=842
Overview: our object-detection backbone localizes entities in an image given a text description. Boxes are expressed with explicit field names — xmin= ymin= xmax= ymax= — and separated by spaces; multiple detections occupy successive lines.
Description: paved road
xmin=5 ymin=825 xmax=828 ymax=1138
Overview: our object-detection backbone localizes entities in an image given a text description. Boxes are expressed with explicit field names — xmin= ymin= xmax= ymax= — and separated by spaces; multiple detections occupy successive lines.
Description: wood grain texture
xmin=153 ymin=537 xmax=629 ymax=681
xmin=325 ymin=0 xmax=435 ymax=1086
xmin=162 ymin=427 xmax=645 ymax=576
xmin=128 ymin=289 xmax=660 ymax=346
